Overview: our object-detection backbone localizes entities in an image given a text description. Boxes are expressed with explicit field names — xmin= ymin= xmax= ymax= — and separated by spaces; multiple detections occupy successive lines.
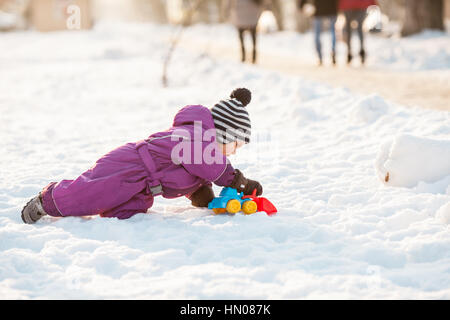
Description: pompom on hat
xmin=211 ymin=88 xmax=252 ymax=144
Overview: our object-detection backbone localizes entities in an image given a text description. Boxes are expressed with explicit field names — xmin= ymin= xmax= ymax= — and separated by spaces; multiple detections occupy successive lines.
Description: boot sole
xmin=21 ymin=197 xmax=35 ymax=224
xmin=21 ymin=196 xmax=46 ymax=224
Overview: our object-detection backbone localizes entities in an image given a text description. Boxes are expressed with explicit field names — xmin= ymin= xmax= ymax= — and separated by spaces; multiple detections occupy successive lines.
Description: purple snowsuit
xmin=41 ymin=105 xmax=236 ymax=219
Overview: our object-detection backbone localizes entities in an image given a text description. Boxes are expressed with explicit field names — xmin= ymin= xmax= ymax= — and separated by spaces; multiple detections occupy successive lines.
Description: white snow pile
xmin=371 ymin=30 xmax=450 ymax=71
xmin=437 ymin=202 xmax=450 ymax=224
xmin=0 ymin=22 xmax=450 ymax=299
xmin=375 ymin=134 xmax=450 ymax=188
xmin=349 ymin=94 xmax=390 ymax=123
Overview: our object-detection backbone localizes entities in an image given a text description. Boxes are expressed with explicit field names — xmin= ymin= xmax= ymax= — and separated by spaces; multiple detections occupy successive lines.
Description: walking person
xmin=339 ymin=0 xmax=377 ymax=65
xmin=227 ymin=0 xmax=264 ymax=64
xmin=299 ymin=0 xmax=339 ymax=66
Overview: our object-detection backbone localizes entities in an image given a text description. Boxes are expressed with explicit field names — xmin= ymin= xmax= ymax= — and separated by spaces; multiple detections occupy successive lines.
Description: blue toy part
xmin=208 ymin=187 xmax=251 ymax=210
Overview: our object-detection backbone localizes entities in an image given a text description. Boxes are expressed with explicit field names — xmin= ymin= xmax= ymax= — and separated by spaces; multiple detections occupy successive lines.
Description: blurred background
xmin=0 ymin=0 xmax=448 ymax=110
xmin=0 ymin=0 xmax=448 ymax=36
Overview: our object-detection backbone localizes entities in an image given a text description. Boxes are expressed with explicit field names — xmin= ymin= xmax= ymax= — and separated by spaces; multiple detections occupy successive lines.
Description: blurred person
xmin=227 ymin=0 xmax=264 ymax=64
xmin=21 ymin=88 xmax=263 ymax=223
xmin=299 ymin=0 xmax=339 ymax=66
xmin=339 ymin=0 xmax=377 ymax=65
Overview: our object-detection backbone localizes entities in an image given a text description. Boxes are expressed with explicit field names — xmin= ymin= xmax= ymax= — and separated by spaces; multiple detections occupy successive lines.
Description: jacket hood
xmin=172 ymin=105 xmax=216 ymax=132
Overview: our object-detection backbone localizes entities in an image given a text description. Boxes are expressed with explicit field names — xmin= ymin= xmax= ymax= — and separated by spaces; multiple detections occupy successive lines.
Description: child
xmin=21 ymin=88 xmax=263 ymax=224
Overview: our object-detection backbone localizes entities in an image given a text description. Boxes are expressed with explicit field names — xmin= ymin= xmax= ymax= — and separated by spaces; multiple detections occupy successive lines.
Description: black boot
xmin=317 ymin=56 xmax=323 ymax=66
xmin=347 ymin=53 xmax=353 ymax=64
xmin=360 ymin=49 xmax=366 ymax=64
xmin=331 ymin=52 xmax=336 ymax=66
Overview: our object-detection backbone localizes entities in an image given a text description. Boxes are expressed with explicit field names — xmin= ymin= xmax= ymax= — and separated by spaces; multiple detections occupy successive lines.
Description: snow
xmin=437 ymin=202 xmax=450 ymax=225
xmin=349 ymin=94 xmax=389 ymax=124
xmin=375 ymin=134 xmax=450 ymax=188
xmin=0 ymin=22 xmax=450 ymax=299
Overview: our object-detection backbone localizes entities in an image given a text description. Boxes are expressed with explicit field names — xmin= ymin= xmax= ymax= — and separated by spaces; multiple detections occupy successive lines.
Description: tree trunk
xmin=268 ymin=0 xmax=284 ymax=31
xmin=296 ymin=10 xmax=311 ymax=33
xmin=377 ymin=0 xmax=405 ymax=22
xmin=162 ymin=0 xmax=206 ymax=87
xmin=401 ymin=0 xmax=444 ymax=37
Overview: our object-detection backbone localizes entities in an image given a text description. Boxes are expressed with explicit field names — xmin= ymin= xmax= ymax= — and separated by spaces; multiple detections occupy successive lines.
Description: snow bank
xmin=437 ymin=202 xmax=450 ymax=224
xmin=349 ymin=94 xmax=390 ymax=124
xmin=375 ymin=134 xmax=450 ymax=188
xmin=371 ymin=30 xmax=450 ymax=71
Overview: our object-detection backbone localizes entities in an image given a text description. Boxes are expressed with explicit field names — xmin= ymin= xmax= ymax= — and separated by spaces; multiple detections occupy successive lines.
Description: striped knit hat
xmin=211 ymin=88 xmax=252 ymax=144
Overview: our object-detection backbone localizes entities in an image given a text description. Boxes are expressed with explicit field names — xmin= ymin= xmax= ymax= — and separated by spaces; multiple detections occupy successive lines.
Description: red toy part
xmin=242 ymin=190 xmax=277 ymax=216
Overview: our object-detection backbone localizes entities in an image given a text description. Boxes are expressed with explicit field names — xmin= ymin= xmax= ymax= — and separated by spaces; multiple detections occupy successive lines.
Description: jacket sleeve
xmin=213 ymin=162 xmax=236 ymax=187
xmin=176 ymin=139 xmax=234 ymax=183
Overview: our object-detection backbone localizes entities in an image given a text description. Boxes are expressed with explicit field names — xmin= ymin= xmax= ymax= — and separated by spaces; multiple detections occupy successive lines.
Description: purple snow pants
xmin=41 ymin=141 xmax=159 ymax=220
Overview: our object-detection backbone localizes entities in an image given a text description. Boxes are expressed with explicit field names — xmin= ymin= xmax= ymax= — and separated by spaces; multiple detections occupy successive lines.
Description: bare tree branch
xmin=162 ymin=0 xmax=206 ymax=87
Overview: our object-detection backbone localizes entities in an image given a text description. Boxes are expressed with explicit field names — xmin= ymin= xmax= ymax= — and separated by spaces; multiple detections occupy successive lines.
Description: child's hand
xmin=229 ymin=169 xmax=263 ymax=196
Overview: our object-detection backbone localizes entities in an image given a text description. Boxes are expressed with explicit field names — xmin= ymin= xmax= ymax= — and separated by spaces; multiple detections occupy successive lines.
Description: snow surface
xmin=1 ymin=22 xmax=450 ymax=299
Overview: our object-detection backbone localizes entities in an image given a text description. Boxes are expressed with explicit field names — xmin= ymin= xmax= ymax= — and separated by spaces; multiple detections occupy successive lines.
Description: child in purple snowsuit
xmin=21 ymin=88 xmax=263 ymax=224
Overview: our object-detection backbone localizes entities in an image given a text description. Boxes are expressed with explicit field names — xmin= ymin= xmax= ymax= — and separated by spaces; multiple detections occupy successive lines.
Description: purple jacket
xmin=41 ymin=105 xmax=236 ymax=219
xmin=147 ymin=104 xmax=235 ymax=197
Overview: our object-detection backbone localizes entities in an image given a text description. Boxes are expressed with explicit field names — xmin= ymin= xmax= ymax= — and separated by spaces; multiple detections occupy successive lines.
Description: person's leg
xmin=313 ymin=18 xmax=323 ymax=64
xmin=355 ymin=9 xmax=367 ymax=63
xmin=329 ymin=15 xmax=337 ymax=65
xmin=344 ymin=11 xmax=353 ymax=64
xmin=250 ymin=26 xmax=257 ymax=64
xmin=238 ymin=27 xmax=246 ymax=62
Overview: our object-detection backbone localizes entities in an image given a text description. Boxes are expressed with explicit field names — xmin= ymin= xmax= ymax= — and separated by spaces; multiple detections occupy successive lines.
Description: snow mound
xmin=349 ymin=94 xmax=389 ymax=124
xmin=373 ymin=30 xmax=450 ymax=71
xmin=375 ymin=134 xmax=450 ymax=188
xmin=437 ymin=202 xmax=450 ymax=224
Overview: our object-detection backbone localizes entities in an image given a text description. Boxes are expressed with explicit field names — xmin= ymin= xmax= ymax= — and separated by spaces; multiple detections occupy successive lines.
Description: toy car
xmin=208 ymin=187 xmax=277 ymax=216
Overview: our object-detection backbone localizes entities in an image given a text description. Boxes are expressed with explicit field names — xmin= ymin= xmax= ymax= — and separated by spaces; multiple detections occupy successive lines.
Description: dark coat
xmin=299 ymin=0 xmax=339 ymax=17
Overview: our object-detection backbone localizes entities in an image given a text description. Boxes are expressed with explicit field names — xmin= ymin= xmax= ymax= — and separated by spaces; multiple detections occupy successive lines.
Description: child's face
xmin=220 ymin=140 xmax=245 ymax=156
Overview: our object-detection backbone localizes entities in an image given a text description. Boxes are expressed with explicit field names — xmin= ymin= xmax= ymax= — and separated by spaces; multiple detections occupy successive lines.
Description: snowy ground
xmin=0 ymin=23 xmax=450 ymax=299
